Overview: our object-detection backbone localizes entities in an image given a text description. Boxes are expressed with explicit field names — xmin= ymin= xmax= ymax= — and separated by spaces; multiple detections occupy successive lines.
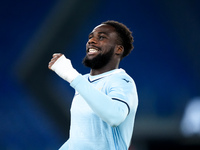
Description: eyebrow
xmin=98 ymin=32 xmax=109 ymax=35
xmin=89 ymin=31 xmax=109 ymax=36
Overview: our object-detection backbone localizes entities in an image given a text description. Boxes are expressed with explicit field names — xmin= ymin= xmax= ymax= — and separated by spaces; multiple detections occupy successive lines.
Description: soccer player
xmin=48 ymin=20 xmax=138 ymax=150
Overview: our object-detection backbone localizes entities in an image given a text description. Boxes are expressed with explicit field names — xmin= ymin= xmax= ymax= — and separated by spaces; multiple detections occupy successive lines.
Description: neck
xmin=90 ymin=61 xmax=119 ymax=76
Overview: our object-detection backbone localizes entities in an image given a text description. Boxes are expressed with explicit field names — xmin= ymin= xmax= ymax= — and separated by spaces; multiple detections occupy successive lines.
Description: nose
xmin=87 ymin=37 xmax=97 ymax=45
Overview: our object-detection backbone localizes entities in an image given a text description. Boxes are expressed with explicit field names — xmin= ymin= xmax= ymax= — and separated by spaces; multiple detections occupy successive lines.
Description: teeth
xmin=89 ymin=49 xmax=98 ymax=52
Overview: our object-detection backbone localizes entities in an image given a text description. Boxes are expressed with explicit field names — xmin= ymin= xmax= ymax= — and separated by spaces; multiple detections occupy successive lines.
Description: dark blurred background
xmin=1 ymin=0 xmax=200 ymax=149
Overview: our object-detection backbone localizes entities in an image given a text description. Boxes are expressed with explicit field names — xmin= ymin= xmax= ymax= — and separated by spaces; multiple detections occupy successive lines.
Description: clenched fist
xmin=48 ymin=53 xmax=63 ymax=70
xmin=48 ymin=53 xmax=80 ymax=83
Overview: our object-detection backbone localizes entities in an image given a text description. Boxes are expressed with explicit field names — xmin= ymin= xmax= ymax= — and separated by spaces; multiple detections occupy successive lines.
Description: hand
xmin=48 ymin=53 xmax=63 ymax=70
xmin=48 ymin=53 xmax=80 ymax=83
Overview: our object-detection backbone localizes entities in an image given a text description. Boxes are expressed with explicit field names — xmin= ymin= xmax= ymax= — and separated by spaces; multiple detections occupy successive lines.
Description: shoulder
xmin=107 ymin=69 xmax=138 ymax=111
xmin=108 ymin=69 xmax=135 ymax=86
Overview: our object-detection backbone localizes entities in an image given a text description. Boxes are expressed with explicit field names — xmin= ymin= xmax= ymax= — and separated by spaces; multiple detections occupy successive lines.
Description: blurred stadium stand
xmin=0 ymin=0 xmax=200 ymax=149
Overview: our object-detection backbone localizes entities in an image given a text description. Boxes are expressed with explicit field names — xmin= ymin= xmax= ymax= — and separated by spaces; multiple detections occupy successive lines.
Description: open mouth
xmin=89 ymin=48 xmax=98 ymax=52
xmin=87 ymin=48 xmax=99 ymax=55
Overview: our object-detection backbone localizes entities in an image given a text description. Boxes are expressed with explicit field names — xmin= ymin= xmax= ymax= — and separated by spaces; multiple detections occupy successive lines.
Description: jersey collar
xmin=88 ymin=68 xmax=124 ymax=82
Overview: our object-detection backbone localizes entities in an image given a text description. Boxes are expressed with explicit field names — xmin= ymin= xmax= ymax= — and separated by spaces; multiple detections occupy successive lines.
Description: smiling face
xmin=83 ymin=24 xmax=120 ymax=69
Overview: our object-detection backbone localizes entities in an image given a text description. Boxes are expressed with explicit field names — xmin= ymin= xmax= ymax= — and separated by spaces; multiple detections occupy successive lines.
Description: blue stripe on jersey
xmin=88 ymin=77 xmax=104 ymax=83
xmin=112 ymin=98 xmax=130 ymax=115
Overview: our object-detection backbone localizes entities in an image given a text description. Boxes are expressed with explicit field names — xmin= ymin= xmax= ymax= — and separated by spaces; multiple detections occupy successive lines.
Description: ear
xmin=115 ymin=45 xmax=124 ymax=56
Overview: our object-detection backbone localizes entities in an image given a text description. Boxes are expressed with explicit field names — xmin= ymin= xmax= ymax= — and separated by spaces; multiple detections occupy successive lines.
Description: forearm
xmin=70 ymin=75 xmax=128 ymax=127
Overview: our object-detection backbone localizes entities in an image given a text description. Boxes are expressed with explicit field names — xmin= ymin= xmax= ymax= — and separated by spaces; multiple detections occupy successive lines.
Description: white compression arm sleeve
xmin=70 ymin=75 xmax=129 ymax=127
xmin=51 ymin=55 xmax=80 ymax=83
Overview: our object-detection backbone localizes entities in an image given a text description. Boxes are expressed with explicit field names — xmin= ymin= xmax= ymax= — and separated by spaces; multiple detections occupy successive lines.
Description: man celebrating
xmin=48 ymin=20 xmax=138 ymax=150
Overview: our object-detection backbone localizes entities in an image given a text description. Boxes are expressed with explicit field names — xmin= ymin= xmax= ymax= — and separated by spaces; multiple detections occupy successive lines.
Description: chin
xmin=83 ymin=48 xmax=114 ymax=69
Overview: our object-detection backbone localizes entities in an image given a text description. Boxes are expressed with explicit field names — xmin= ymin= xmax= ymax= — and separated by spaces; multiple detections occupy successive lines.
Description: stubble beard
xmin=82 ymin=47 xmax=115 ymax=69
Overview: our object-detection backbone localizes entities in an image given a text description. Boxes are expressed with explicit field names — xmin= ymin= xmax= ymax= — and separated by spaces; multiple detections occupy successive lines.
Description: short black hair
xmin=101 ymin=20 xmax=134 ymax=58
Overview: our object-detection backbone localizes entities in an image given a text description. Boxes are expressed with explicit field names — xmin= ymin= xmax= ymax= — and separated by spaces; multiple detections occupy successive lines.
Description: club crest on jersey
xmin=122 ymin=78 xmax=130 ymax=83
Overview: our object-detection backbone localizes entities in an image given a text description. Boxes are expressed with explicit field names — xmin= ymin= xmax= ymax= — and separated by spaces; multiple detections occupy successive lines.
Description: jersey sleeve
xmin=107 ymin=74 xmax=138 ymax=113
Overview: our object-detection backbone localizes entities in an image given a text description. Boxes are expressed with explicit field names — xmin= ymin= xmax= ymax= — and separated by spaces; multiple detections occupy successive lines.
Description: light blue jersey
xmin=59 ymin=69 xmax=138 ymax=150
